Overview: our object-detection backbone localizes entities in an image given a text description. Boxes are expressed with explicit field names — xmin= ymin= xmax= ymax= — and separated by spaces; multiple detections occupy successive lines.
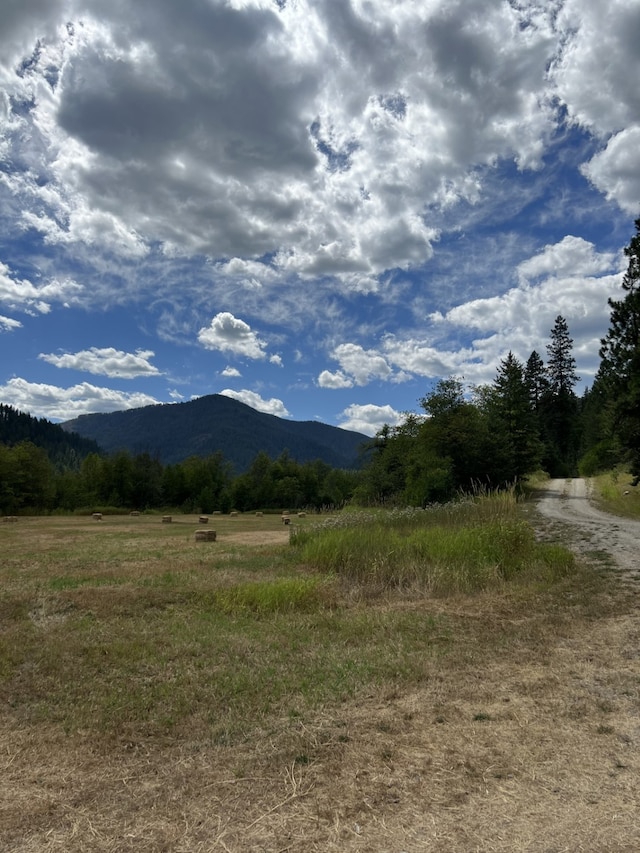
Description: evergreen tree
xmin=540 ymin=316 xmax=581 ymax=476
xmin=523 ymin=350 xmax=548 ymax=412
xmin=599 ymin=217 xmax=640 ymax=482
xmin=485 ymin=352 xmax=542 ymax=480
xmin=546 ymin=315 xmax=579 ymax=396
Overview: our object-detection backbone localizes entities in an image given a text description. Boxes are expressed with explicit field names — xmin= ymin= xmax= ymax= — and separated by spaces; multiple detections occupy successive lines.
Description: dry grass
xmin=1 ymin=512 xmax=640 ymax=851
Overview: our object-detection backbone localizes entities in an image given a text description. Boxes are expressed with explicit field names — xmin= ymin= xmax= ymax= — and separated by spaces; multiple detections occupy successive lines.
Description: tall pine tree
xmin=487 ymin=352 xmax=542 ymax=480
xmin=541 ymin=316 xmax=580 ymax=476
xmin=599 ymin=218 xmax=640 ymax=483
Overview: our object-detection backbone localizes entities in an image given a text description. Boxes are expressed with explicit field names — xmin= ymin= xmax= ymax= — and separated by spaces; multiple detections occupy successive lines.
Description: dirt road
xmin=536 ymin=477 xmax=640 ymax=577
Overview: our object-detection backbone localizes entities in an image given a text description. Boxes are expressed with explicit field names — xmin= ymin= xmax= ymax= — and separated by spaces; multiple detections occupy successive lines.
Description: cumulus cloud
xmin=197 ymin=312 xmax=267 ymax=359
xmin=219 ymin=388 xmax=289 ymax=417
xmin=0 ymin=377 xmax=159 ymax=421
xmin=580 ymin=126 xmax=640 ymax=214
xmin=0 ymin=0 xmax=585 ymax=289
xmin=338 ymin=403 xmax=403 ymax=436
xmin=38 ymin=346 xmax=161 ymax=378
xmin=551 ymin=0 xmax=640 ymax=214
xmin=1 ymin=0 xmax=637 ymax=304
xmin=317 ymin=369 xmax=353 ymax=389
xmin=517 ymin=236 xmax=618 ymax=281
xmin=220 ymin=365 xmax=241 ymax=378
xmin=321 ymin=343 xmax=394 ymax=387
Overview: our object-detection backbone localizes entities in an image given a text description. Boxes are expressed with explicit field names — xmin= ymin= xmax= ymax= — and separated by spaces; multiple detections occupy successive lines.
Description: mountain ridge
xmin=61 ymin=393 xmax=370 ymax=471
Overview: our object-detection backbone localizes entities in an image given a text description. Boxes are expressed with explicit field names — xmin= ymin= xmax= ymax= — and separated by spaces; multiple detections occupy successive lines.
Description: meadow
xmin=1 ymin=496 xmax=638 ymax=851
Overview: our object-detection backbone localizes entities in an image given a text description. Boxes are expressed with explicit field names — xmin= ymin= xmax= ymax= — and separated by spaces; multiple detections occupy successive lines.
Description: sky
xmin=1 ymin=0 xmax=639 ymax=437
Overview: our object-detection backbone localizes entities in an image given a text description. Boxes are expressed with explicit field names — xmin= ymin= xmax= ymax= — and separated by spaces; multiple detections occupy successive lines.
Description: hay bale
xmin=282 ymin=516 xmax=291 ymax=525
xmin=92 ymin=512 xmax=103 ymax=521
xmin=230 ymin=511 xmax=239 ymax=517
xmin=199 ymin=516 xmax=209 ymax=524
xmin=212 ymin=511 xmax=222 ymax=515
xmin=297 ymin=511 xmax=306 ymax=518
xmin=255 ymin=511 xmax=263 ymax=516
xmin=162 ymin=515 xmax=172 ymax=523
xmin=130 ymin=511 xmax=140 ymax=517
xmin=195 ymin=529 xmax=217 ymax=542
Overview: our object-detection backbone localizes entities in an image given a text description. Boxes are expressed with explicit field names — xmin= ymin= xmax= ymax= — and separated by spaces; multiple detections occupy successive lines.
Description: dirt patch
xmin=222 ymin=529 xmax=291 ymax=546
xmin=536 ymin=477 xmax=640 ymax=580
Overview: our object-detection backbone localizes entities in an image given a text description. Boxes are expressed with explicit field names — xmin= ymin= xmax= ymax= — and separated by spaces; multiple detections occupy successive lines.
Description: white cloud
xmin=551 ymin=0 xmax=640 ymax=213
xmin=197 ymin=312 xmax=267 ymax=359
xmin=269 ymin=354 xmax=283 ymax=367
xmin=219 ymin=388 xmax=289 ymax=417
xmin=0 ymin=315 xmax=22 ymax=332
xmin=0 ymin=262 xmax=83 ymax=314
xmin=552 ymin=0 xmax=640 ymax=136
xmin=580 ymin=126 xmax=640 ymax=215
xmin=338 ymin=403 xmax=403 ymax=436
xmin=0 ymin=0 xmax=576 ymax=287
xmin=0 ymin=377 xmax=159 ymax=421
xmin=317 ymin=369 xmax=353 ymax=389
xmin=517 ymin=236 xmax=618 ymax=281
xmin=38 ymin=346 xmax=161 ymax=378
xmin=220 ymin=365 xmax=242 ymax=378
xmin=327 ymin=342 xmax=393 ymax=386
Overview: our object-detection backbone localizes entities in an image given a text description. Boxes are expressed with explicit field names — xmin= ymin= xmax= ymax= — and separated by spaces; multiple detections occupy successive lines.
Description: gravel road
xmin=536 ymin=477 xmax=640 ymax=576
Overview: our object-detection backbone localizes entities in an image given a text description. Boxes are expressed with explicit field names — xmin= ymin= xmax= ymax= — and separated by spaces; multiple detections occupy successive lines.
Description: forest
xmin=1 ymin=218 xmax=639 ymax=515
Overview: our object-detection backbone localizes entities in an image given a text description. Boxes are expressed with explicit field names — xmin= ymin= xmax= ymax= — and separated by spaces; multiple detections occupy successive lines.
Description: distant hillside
xmin=0 ymin=403 xmax=101 ymax=468
xmin=62 ymin=394 xmax=370 ymax=471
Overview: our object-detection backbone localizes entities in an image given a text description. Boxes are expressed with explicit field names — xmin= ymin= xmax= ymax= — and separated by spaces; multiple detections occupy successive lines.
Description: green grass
xmin=590 ymin=470 xmax=640 ymax=520
xmin=0 ymin=504 xmax=591 ymax=742
xmin=291 ymin=497 xmax=573 ymax=593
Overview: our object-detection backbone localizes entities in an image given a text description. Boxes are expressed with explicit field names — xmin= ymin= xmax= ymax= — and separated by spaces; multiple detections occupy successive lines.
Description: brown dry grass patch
xmin=1 ymin=513 xmax=639 ymax=851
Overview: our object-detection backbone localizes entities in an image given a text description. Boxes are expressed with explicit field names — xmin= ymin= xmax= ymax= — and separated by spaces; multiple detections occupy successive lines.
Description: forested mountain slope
xmin=62 ymin=394 xmax=369 ymax=471
xmin=0 ymin=403 xmax=100 ymax=468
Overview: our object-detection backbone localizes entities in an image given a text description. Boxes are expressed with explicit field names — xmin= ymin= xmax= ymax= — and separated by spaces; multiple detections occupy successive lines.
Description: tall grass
xmin=591 ymin=470 xmax=640 ymax=520
xmin=291 ymin=494 xmax=572 ymax=593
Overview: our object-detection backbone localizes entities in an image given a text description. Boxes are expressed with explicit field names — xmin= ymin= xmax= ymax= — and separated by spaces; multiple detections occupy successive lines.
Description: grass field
xmin=1 ymin=500 xmax=639 ymax=851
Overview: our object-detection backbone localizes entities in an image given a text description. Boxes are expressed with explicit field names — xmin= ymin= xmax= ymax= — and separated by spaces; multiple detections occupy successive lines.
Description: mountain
xmin=61 ymin=394 xmax=370 ymax=471
xmin=0 ymin=403 xmax=101 ymax=468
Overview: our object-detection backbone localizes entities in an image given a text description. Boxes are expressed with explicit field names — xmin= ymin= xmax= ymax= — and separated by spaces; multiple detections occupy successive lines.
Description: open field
xmin=1 ymin=502 xmax=640 ymax=851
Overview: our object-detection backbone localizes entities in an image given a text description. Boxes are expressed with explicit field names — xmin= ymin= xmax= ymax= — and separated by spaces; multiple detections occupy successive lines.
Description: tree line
xmin=1 ymin=219 xmax=639 ymax=514
xmin=0 ymin=440 xmax=360 ymax=515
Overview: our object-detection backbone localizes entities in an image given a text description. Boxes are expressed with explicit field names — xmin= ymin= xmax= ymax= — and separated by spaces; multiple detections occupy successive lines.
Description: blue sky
xmin=1 ymin=0 xmax=639 ymax=436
